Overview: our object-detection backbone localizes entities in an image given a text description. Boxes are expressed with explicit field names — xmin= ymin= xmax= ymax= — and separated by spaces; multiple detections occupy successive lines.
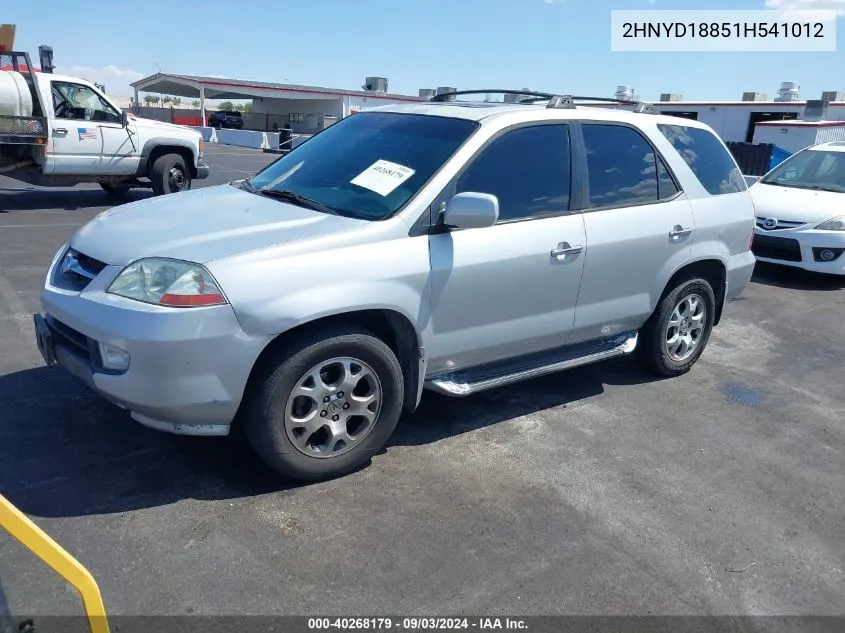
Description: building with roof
xmin=130 ymin=72 xmax=426 ymax=134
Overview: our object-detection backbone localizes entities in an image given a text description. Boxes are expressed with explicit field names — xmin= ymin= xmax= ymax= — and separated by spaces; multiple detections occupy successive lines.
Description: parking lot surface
xmin=1 ymin=144 xmax=843 ymax=616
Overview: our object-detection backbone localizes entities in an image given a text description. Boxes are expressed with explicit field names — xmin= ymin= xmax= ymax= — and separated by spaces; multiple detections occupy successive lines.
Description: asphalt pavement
xmin=0 ymin=145 xmax=843 ymax=618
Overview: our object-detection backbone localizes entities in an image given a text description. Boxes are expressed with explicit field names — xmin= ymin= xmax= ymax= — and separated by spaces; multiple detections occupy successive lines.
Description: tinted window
xmin=658 ymin=123 xmax=745 ymax=195
xmin=760 ymin=149 xmax=845 ymax=192
xmin=658 ymin=155 xmax=680 ymax=199
xmin=248 ymin=112 xmax=478 ymax=220
xmin=582 ymin=124 xmax=678 ymax=208
xmin=456 ymin=125 xmax=570 ymax=222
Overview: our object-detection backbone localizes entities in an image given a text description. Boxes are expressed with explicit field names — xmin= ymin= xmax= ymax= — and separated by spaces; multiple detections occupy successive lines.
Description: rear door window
xmin=581 ymin=123 xmax=680 ymax=209
xmin=657 ymin=123 xmax=746 ymax=195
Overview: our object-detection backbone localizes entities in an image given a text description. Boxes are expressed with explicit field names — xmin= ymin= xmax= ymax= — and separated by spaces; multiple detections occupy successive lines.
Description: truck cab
xmin=1 ymin=50 xmax=208 ymax=196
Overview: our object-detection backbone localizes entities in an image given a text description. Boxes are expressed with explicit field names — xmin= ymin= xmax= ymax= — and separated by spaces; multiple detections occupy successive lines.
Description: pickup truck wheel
xmin=636 ymin=277 xmax=715 ymax=377
xmin=150 ymin=154 xmax=191 ymax=195
xmin=100 ymin=183 xmax=131 ymax=197
xmin=244 ymin=326 xmax=404 ymax=481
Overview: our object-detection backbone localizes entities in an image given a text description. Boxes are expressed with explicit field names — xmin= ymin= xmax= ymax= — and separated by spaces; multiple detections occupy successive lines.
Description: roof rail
xmin=429 ymin=89 xmax=557 ymax=102
xmin=428 ymin=89 xmax=655 ymax=113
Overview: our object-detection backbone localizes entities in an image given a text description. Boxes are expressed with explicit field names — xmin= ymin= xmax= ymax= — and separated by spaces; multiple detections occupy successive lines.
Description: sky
xmin=5 ymin=0 xmax=845 ymax=101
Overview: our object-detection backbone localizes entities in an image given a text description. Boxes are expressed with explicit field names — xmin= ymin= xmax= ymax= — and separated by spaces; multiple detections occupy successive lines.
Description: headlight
xmin=816 ymin=216 xmax=845 ymax=231
xmin=107 ymin=258 xmax=227 ymax=307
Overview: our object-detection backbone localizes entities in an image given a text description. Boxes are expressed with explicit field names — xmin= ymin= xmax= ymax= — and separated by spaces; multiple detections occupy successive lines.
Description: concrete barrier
xmin=190 ymin=126 xmax=218 ymax=143
xmin=216 ymin=129 xmax=279 ymax=150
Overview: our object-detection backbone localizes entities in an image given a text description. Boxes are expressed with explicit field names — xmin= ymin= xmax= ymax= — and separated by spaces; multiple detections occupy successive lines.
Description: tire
xmin=243 ymin=325 xmax=404 ymax=481
xmin=150 ymin=153 xmax=191 ymax=196
xmin=100 ymin=182 xmax=131 ymax=197
xmin=636 ymin=276 xmax=716 ymax=377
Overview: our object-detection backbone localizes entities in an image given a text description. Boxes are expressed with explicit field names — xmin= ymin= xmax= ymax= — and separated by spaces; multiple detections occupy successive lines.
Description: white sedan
xmin=749 ymin=141 xmax=845 ymax=275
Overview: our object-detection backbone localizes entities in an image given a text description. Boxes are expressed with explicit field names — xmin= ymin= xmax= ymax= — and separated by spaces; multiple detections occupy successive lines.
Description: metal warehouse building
xmin=130 ymin=73 xmax=429 ymax=135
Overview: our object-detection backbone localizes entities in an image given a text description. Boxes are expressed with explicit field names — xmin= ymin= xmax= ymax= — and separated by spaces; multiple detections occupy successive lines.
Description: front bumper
xmin=752 ymin=227 xmax=845 ymax=275
xmin=37 ymin=260 xmax=271 ymax=435
xmin=196 ymin=163 xmax=210 ymax=180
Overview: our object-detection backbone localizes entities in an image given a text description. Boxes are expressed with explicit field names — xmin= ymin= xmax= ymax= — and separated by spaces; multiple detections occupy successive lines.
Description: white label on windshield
xmin=350 ymin=160 xmax=415 ymax=197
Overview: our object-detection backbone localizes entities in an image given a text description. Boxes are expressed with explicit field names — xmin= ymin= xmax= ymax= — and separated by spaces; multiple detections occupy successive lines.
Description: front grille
xmin=45 ymin=315 xmax=96 ymax=366
xmin=76 ymin=252 xmax=107 ymax=276
xmin=752 ymin=235 xmax=803 ymax=262
xmin=54 ymin=249 xmax=107 ymax=291
xmin=755 ymin=216 xmax=806 ymax=231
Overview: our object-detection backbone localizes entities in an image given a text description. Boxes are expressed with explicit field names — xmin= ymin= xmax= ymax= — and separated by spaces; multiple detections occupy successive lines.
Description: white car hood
xmin=70 ymin=184 xmax=367 ymax=266
xmin=750 ymin=182 xmax=844 ymax=224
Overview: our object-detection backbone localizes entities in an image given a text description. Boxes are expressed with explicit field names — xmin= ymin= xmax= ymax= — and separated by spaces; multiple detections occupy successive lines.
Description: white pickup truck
xmin=0 ymin=51 xmax=208 ymax=196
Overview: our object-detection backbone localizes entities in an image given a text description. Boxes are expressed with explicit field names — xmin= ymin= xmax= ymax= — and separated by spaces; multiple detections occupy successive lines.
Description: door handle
xmin=669 ymin=225 xmax=693 ymax=238
xmin=550 ymin=243 xmax=584 ymax=258
xmin=53 ymin=127 xmax=68 ymax=134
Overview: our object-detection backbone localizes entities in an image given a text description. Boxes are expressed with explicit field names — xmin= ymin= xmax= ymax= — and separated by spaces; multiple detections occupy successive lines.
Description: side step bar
xmin=425 ymin=332 xmax=638 ymax=397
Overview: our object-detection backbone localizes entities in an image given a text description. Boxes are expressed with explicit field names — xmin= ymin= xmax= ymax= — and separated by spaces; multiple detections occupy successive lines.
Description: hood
xmin=70 ymin=184 xmax=368 ymax=266
xmin=130 ymin=115 xmax=201 ymax=140
xmin=749 ymin=181 xmax=845 ymax=225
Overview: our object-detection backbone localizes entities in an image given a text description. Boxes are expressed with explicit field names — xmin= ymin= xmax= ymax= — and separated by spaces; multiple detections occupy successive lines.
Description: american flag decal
xmin=77 ymin=127 xmax=98 ymax=140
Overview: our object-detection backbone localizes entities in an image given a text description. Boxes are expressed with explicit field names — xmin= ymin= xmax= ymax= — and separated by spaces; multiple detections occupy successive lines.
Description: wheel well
xmin=663 ymin=259 xmax=727 ymax=325
xmin=146 ymin=146 xmax=196 ymax=178
xmin=244 ymin=310 xmax=422 ymax=416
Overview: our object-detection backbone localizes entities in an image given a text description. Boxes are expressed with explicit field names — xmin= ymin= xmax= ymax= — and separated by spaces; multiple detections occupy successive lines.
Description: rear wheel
xmin=99 ymin=182 xmax=131 ymax=197
xmin=243 ymin=326 xmax=404 ymax=481
xmin=150 ymin=153 xmax=191 ymax=196
xmin=636 ymin=277 xmax=716 ymax=377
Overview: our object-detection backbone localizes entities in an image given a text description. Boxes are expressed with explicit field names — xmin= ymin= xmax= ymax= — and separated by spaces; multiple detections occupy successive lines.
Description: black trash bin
xmin=279 ymin=125 xmax=293 ymax=153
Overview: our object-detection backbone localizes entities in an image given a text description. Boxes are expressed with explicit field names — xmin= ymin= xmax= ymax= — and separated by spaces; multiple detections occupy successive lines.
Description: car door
xmin=426 ymin=123 xmax=588 ymax=374
xmin=46 ymin=80 xmax=137 ymax=176
xmin=567 ymin=121 xmax=694 ymax=345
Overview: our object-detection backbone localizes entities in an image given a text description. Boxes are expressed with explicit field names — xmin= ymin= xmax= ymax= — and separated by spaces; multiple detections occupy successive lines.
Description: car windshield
xmin=245 ymin=111 xmax=479 ymax=220
xmin=760 ymin=149 xmax=845 ymax=192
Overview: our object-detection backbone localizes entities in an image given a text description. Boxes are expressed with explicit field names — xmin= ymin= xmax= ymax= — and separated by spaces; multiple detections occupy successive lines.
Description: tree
xmin=242 ymin=102 xmax=253 ymax=113
xmin=162 ymin=96 xmax=173 ymax=105
xmin=171 ymin=97 xmax=181 ymax=107
xmin=143 ymin=95 xmax=160 ymax=106
xmin=190 ymin=100 xmax=199 ymax=108
xmin=218 ymin=101 xmax=235 ymax=111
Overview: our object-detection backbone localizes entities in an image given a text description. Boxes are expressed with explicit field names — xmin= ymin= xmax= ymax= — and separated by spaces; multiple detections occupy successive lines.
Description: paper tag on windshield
xmin=351 ymin=160 xmax=415 ymax=197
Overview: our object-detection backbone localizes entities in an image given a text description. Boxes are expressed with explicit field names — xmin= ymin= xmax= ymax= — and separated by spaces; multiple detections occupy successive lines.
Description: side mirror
xmin=440 ymin=192 xmax=499 ymax=230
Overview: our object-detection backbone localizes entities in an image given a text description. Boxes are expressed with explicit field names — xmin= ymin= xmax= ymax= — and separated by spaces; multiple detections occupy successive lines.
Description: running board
xmin=425 ymin=332 xmax=638 ymax=397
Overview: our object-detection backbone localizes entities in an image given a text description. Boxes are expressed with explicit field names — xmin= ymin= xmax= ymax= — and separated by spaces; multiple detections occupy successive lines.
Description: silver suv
xmin=34 ymin=91 xmax=757 ymax=480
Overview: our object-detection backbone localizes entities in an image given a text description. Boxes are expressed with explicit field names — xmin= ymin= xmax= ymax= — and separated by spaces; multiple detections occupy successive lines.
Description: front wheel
xmin=243 ymin=326 xmax=404 ymax=481
xmin=636 ymin=277 xmax=716 ymax=377
xmin=150 ymin=153 xmax=191 ymax=196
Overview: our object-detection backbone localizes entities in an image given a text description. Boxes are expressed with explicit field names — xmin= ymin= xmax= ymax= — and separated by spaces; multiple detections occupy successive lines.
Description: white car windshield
xmin=246 ymin=112 xmax=479 ymax=220
xmin=761 ymin=149 xmax=845 ymax=192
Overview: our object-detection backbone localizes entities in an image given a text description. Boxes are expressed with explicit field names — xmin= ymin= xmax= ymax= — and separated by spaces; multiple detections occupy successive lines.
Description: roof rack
xmin=429 ymin=89 xmax=557 ymax=103
xmin=429 ymin=89 xmax=655 ymax=113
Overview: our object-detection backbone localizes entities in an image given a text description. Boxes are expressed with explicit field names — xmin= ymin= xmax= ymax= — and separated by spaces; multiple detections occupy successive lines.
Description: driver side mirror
xmin=439 ymin=192 xmax=499 ymax=231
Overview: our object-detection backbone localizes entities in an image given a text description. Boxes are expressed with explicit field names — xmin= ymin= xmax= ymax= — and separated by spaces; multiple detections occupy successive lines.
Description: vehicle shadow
xmin=0 ymin=357 xmax=658 ymax=519
xmin=0 ymin=188 xmax=153 ymax=212
xmin=751 ymin=261 xmax=845 ymax=291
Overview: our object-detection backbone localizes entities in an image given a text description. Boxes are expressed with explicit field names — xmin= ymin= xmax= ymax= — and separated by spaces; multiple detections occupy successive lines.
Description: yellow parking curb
xmin=0 ymin=494 xmax=109 ymax=633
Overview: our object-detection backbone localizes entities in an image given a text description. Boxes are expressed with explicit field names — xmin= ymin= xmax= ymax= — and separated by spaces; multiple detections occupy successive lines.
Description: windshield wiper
xmin=258 ymin=188 xmax=339 ymax=215
xmin=764 ymin=181 xmax=844 ymax=192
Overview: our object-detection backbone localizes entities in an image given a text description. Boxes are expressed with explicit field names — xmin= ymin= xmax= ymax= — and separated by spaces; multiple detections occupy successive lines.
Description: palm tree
xmin=143 ymin=95 xmax=160 ymax=106
xmin=171 ymin=97 xmax=182 ymax=107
